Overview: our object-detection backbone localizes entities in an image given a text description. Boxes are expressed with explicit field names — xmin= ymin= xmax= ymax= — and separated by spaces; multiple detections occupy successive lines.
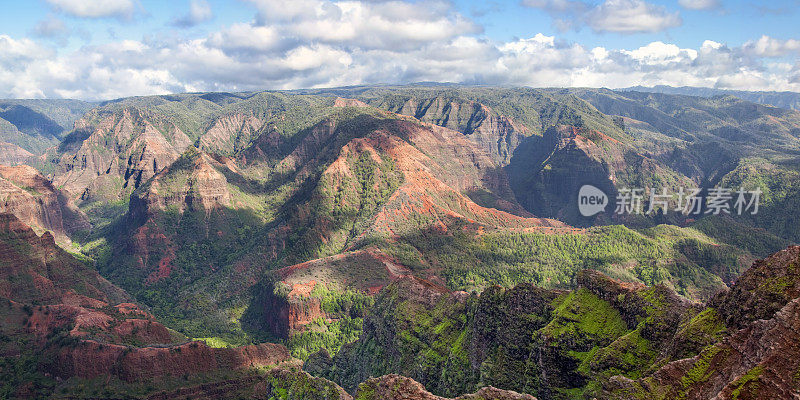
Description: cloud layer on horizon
xmin=1 ymin=0 xmax=799 ymax=100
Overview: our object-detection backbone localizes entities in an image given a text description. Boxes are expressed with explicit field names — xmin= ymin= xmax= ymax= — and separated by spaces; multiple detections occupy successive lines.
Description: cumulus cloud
xmin=245 ymin=0 xmax=480 ymax=51
xmin=742 ymin=35 xmax=800 ymax=57
xmin=621 ymin=41 xmax=697 ymax=64
xmin=587 ymin=0 xmax=682 ymax=33
xmin=0 ymin=35 xmax=57 ymax=98
xmin=678 ymin=0 xmax=721 ymax=11
xmin=170 ymin=0 xmax=213 ymax=28
xmin=523 ymin=0 xmax=682 ymax=33
xmin=2 ymin=0 xmax=799 ymax=99
xmin=207 ymin=23 xmax=284 ymax=54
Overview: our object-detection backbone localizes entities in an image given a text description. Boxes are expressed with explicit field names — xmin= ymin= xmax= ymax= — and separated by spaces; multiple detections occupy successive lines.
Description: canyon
xmin=2 ymin=85 xmax=800 ymax=399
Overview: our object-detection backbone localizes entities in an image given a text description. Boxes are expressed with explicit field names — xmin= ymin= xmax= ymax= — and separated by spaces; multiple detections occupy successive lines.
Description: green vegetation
xmin=320 ymin=268 xmax=712 ymax=400
xmin=311 ymin=284 xmax=374 ymax=319
xmin=0 ymin=352 xmax=57 ymax=398
xmin=287 ymin=317 xmax=364 ymax=360
xmin=286 ymin=284 xmax=374 ymax=360
xmin=372 ymin=223 xmax=742 ymax=301
xmin=62 ymin=87 xmax=793 ymax=353
xmin=193 ymin=336 xmax=236 ymax=348
xmin=730 ymin=366 xmax=764 ymax=399
xmin=543 ymin=289 xmax=628 ymax=343
xmin=668 ymin=308 xmax=727 ymax=361
xmin=691 ymin=216 xmax=789 ymax=258
xmin=679 ymin=345 xmax=727 ymax=398
xmin=264 ymin=369 xmax=346 ymax=400
xmin=719 ymin=157 xmax=800 ymax=243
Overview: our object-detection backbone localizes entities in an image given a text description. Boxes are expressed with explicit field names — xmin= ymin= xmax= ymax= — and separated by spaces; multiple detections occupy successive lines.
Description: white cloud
xmin=2 ymin=0 xmax=800 ymax=99
xmin=171 ymin=0 xmax=213 ymax=27
xmin=678 ymin=0 xmax=721 ymax=11
xmin=587 ymin=0 xmax=682 ymax=33
xmin=207 ymin=23 xmax=283 ymax=53
xmin=622 ymin=42 xmax=698 ymax=64
xmin=0 ymin=35 xmax=53 ymax=67
xmin=244 ymin=0 xmax=480 ymax=51
xmin=742 ymin=35 xmax=800 ymax=57
xmin=282 ymin=45 xmax=351 ymax=71
xmin=523 ymin=0 xmax=682 ymax=33
xmin=45 ymin=0 xmax=136 ymax=19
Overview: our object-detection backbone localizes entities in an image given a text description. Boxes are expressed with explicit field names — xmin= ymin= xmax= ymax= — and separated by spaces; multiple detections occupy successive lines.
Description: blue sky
xmin=1 ymin=0 xmax=799 ymax=99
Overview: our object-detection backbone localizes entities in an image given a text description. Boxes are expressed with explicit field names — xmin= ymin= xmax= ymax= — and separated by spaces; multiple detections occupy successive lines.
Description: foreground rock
xmin=609 ymin=246 xmax=800 ymax=399
xmin=145 ymin=370 xmax=538 ymax=400
xmin=355 ymin=375 xmax=538 ymax=400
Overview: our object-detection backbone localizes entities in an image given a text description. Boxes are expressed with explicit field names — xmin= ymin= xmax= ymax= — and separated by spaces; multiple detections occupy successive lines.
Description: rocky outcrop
xmin=373 ymin=96 xmax=530 ymax=166
xmin=607 ymin=246 xmax=800 ymax=399
xmin=0 ymin=164 xmax=90 ymax=242
xmin=330 ymin=118 xmax=563 ymax=239
xmin=52 ymin=341 xmax=295 ymax=382
xmin=0 ymin=213 xmax=302 ymax=395
xmin=640 ymin=298 xmax=800 ymax=400
xmin=197 ymin=113 xmax=265 ymax=155
xmin=128 ymin=148 xmax=232 ymax=222
xmin=333 ymin=97 xmax=369 ymax=108
xmin=248 ymin=111 xmax=565 ymax=339
xmin=0 ymin=213 xmax=178 ymax=350
xmin=263 ymin=368 xmax=353 ymax=400
xmin=264 ymin=286 xmax=324 ymax=339
xmin=54 ymin=107 xmax=192 ymax=202
xmin=710 ymin=245 xmax=800 ymax=329
xmin=119 ymin=148 xmax=237 ymax=284
xmin=355 ymin=374 xmax=538 ymax=400
xmin=24 ymin=302 xmax=174 ymax=346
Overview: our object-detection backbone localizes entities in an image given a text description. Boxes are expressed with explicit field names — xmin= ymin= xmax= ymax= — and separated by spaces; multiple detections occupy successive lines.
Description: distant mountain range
xmin=623 ymin=85 xmax=800 ymax=110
